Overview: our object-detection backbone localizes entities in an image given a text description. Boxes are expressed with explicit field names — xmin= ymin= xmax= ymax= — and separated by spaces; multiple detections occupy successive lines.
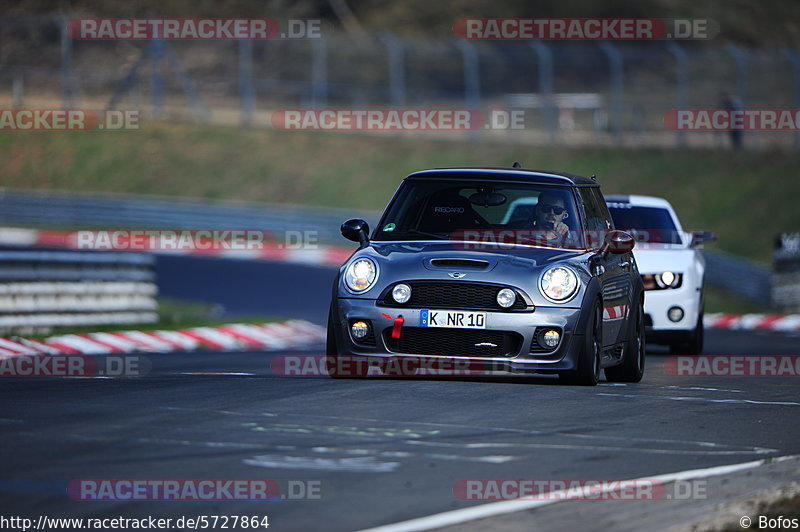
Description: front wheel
xmin=560 ymin=301 xmax=602 ymax=386
xmin=605 ymin=299 xmax=645 ymax=383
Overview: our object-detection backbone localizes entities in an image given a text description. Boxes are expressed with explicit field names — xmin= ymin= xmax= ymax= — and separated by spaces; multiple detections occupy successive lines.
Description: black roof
xmin=405 ymin=167 xmax=598 ymax=186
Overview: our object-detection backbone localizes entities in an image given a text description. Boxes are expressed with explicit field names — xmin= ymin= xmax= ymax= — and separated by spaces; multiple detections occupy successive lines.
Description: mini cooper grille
xmin=383 ymin=327 xmax=522 ymax=358
xmin=381 ymin=282 xmax=529 ymax=311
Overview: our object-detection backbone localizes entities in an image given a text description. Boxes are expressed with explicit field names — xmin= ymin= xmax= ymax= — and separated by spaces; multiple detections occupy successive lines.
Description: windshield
xmin=606 ymin=205 xmax=682 ymax=244
xmin=374 ymin=180 xmax=583 ymax=248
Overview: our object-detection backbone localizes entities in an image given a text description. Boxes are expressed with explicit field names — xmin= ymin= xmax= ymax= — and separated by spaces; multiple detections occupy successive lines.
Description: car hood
xmin=339 ymin=241 xmax=593 ymax=307
xmin=366 ymin=240 xmax=589 ymax=267
xmin=633 ymin=246 xmax=701 ymax=274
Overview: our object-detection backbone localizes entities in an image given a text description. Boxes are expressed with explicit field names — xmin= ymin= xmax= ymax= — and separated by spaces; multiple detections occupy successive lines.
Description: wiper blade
xmin=404 ymin=229 xmax=450 ymax=240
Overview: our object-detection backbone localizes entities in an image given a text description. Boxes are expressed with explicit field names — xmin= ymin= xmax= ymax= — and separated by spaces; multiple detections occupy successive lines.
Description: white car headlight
xmin=344 ymin=258 xmax=378 ymax=293
xmin=540 ymin=265 xmax=579 ymax=302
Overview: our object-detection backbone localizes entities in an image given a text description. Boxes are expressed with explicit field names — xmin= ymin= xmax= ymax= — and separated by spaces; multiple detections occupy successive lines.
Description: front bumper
xmin=332 ymin=297 xmax=585 ymax=372
xmin=643 ymin=283 xmax=701 ymax=333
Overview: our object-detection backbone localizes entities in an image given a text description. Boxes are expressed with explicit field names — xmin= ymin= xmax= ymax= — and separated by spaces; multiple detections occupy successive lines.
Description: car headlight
xmin=392 ymin=283 xmax=412 ymax=303
xmin=496 ymin=288 xmax=516 ymax=308
xmin=539 ymin=265 xmax=579 ymax=302
xmin=655 ymin=271 xmax=681 ymax=288
xmin=344 ymin=258 xmax=378 ymax=293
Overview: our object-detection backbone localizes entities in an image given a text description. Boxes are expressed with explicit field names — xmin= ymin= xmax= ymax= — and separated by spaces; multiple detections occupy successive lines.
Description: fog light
xmin=392 ymin=283 xmax=412 ymax=304
xmin=542 ymin=329 xmax=561 ymax=348
xmin=668 ymin=306 xmax=684 ymax=322
xmin=497 ymin=288 xmax=516 ymax=308
xmin=351 ymin=321 xmax=370 ymax=340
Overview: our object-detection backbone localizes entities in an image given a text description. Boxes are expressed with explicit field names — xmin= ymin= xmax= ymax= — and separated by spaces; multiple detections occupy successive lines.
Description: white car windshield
xmin=607 ymin=205 xmax=681 ymax=244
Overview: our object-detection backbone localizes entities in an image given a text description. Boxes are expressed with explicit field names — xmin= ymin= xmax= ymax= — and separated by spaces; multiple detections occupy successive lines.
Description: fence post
xmin=725 ymin=44 xmax=749 ymax=105
xmin=239 ymin=39 xmax=255 ymax=126
xmin=783 ymin=49 xmax=800 ymax=149
xmin=60 ymin=14 xmax=74 ymax=109
xmin=454 ymin=39 xmax=480 ymax=142
xmin=12 ymin=73 xmax=24 ymax=109
xmin=599 ymin=42 xmax=624 ymax=141
xmin=380 ymin=32 xmax=406 ymax=108
xmin=311 ymin=37 xmax=328 ymax=108
xmin=529 ymin=41 xmax=556 ymax=143
xmin=666 ymin=42 xmax=689 ymax=147
xmin=150 ymin=40 xmax=165 ymax=119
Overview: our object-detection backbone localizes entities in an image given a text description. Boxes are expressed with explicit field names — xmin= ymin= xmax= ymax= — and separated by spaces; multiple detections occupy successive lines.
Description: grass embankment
xmin=1 ymin=123 xmax=798 ymax=265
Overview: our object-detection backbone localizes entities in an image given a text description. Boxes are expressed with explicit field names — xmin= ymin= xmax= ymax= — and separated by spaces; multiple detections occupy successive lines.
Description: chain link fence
xmin=1 ymin=15 xmax=799 ymax=148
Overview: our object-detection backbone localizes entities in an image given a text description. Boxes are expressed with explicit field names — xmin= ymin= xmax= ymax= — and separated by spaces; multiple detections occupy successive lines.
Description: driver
xmin=533 ymin=190 xmax=570 ymax=240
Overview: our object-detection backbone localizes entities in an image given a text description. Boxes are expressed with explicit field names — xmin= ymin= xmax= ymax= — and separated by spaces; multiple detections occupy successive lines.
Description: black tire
xmin=605 ymin=298 xmax=645 ymax=383
xmin=560 ymin=301 xmax=602 ymax=386
xmin=669 ymin=306 xmax=704 ymax=356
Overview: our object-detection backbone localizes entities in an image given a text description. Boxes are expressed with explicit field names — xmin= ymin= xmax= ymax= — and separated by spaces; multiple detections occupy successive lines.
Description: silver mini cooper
xmin=327 ymin=165 xmax=646 ymax=386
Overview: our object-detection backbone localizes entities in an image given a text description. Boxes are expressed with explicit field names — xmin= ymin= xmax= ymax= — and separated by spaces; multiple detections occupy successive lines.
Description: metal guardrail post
xmin=666 ymin=42 xmax=689 ymax=148
xmin=311 ymin=37 xmax=328 ymax=108
xmin=783 ymin=49 xmax=800 ymax=149
xmin=60 ymin=14 xmax=74 ymax=109
xmin=454 ymin=39 xmax=480 ymax=142
xmin=380 ymin=32 xmax=406 ymax=108
xmin=239 ymin=39 xmax=255 ymax=126
xmin=599 ymin=42 xmax=624 ymax=141
xmin=529 ymin=41 xmax=556 ymax=143
xmin=150 ymin=40 xmax=166 ymax=119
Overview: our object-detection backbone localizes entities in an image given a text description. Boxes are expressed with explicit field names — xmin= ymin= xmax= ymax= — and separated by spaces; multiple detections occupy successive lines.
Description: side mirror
xmin=691 ymin=230 xmax=716 ymax=247
xmin=603 ymin=230 xmax=635 ymax=254
xmin=341 ymin=218 xmax=370 ymax=246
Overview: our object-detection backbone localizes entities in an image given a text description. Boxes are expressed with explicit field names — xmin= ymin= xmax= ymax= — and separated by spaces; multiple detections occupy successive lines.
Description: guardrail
xmin=0 ymin=189 xmax=775 ymax=306
xmin=0 ymin=188 xmax=380 ymax=245
xmin=701 ymin=249 xmax=771 ymax=303
xmin=0 ymin=250 xmax=157 ymax=334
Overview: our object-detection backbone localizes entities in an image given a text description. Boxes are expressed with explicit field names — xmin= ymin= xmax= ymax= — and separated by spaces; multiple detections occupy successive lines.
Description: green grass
xmin=704 ymin=285 xmax=774 ymax=314
xmin=713 ymin=491 xmax=800 ymax=531
xmin=2 ymin=123 xmax=799 ymax=263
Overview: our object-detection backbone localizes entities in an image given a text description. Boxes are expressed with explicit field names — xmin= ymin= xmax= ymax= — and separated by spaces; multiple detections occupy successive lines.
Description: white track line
xmin=357 ymin=455 xmax=798 ymax=532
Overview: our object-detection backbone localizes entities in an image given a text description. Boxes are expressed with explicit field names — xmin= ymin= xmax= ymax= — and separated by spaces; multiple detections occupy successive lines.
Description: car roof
xmin=404 ymin=167 xmax=598 ymax=186
xmin=605 ymin=194 xmax=675 ymax=208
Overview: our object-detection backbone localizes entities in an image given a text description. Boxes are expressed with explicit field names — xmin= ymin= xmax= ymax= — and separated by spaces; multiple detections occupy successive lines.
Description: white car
xmin=605 ymin=195 xmax=714 ymax=355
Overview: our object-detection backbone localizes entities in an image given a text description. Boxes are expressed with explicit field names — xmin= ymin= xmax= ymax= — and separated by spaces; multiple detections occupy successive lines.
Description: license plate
xmin=420 ymin=310 xmax=486 ymax=329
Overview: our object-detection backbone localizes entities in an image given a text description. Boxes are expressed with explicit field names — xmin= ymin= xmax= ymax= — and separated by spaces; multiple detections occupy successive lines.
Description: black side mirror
xmin=341 ymin=218 xmax=370 ymax=246
xmin=691 ymin=230 xmax=716 ymax=247
xmin=603 ymin=230 xmax=635 ymax=254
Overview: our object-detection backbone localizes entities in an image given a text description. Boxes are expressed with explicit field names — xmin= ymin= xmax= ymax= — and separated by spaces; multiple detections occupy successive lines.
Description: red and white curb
xmin=704 ymin=313 xmax=800 ymax=333
xmin=0 ymin=227 xmax=353 ymax=267
xmin=0 ymin=319 xmax=325 ymax=358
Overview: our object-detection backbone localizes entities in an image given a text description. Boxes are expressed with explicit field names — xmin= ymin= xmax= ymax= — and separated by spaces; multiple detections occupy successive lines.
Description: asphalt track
xmin=1 ymin=255 xmax=799 ymax=531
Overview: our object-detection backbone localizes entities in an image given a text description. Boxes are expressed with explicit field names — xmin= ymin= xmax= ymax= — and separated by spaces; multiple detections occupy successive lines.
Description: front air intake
xmin=429 ymin=259 xmax=489 ymax=269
